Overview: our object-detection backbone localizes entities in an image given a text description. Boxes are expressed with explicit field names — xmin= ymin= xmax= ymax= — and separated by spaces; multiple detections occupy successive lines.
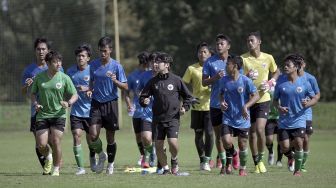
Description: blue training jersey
xmin=219 ymin=74 xmax=257 ymax=128
xmin=301 ymin=72 xmax=320 ymax=121
xmin=138 ymin=70 xmax=155 ymax=122
xmin=127 ymin=69 xmax=145 ymax=118
xmin=274 ymin=75 xmax=315 ymax=129
xmin=203 ymin=54 xmax=243 ymax=109
xmin=90 ymin=58 xmax=127 ymax=103
xmin=22 ymin=63 xmax=64 ymax=117
xmin=67 ymin=65 xmax=91 ymax=118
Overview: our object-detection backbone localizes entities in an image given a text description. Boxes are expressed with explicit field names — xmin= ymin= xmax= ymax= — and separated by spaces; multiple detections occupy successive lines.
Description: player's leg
xmin=191 ymin=111 xmax=205 ymax=169
xmin=167 ymin=120 xmax=180 ymax=175
xmin=141 ymin=120 xmax=154 ymax=168
xmin=221 ymin=125 xmax=232 ymax=175
xmin=292 ymin=128 xmax=305 ymax=176
xmin=105 ymin=129 xmax=116 ymax=175
xmin=49 ymin=118 xmax=65 ymax=176
xmin=31 ymin=116 xmax=46 ymax=168
xmin=278 ymin=129 xmax=294 ymax=172
xmin=265 ymin=120 xmax=276 ymax=165
xmin=302 ymin=120 xmax=313 ymax=172
xmin=210 ymin=108 xmax=225 ymax=168
xmin=238 ymin=129 xmax=249 ymax=176
xmin=35 ymin=120 xmax=52 ymax=175
xmin=82 ymin=118 xmax=96 ymax=172
xmin=71 ymin=116 xmax=85 ymax=175
xmin=203 ymin=111 xmax=214 ymax=170
xmin=133 ymin=118 xmax=145 ymax=166
xmin=156 ymin=125 xmax=168 ymax=174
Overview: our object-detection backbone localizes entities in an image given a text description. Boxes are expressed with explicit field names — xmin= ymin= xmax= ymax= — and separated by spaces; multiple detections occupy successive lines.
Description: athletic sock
xmin=258 ymin=151 xmax=265 ymax=161
xmin=226 ymin=146 xmax=235 ymax=165
xmin=89 ymin=138 xmax=103 ymax=153
xmin=277 ymin=144 xmax=283 ymax=161
xmin=73 ymin=144 xmax=84 ymax=168
xmin=137 ymin=142 xmax=145 ymax=156
xmin=89 ymin=148 xmax=95 ymax=158
xmin=107 ymin=143 xmax=117 ymax=163
xmin=35 ymin=147 xmax=45 ymax=167
xmin=239 ymin=149 xmax=248 ymax=168
xmin=252 ymin=155 xmax=259 ymax=165
xmin=294 ymin=150 xmax=304 ymax=171
xmin=219 ymin=152 xmax=226 ymax=168
xmin=144 ymin=144 xmax=153 ymax=161
xmin=266 ymin=143 xmax=273 ymax=154
xmin=302 ymin=151 xmax=309 ymax=166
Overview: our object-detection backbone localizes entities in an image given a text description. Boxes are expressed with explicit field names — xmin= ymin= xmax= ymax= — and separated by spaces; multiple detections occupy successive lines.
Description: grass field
xmin=0 ymin=103 xmax=336 ymax=188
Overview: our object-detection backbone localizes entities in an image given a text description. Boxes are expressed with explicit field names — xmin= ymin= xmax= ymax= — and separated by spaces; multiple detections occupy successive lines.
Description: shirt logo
xmin=154 ymin=84 xmax=159 ymax=90
xmin=262 ymin=63 xmax=267 ymax=69
xmin=167 ymin=84 xmax=174 ymax=91
xmin=55 ymin=82 xmax=62 ymax=89
xmin=296 ymin=87 xmax=303 ymax=93
xmin=237 ymin=87 xmax=244 ymax=93
xmin=83 ymin=75 xmax=90 ymax=81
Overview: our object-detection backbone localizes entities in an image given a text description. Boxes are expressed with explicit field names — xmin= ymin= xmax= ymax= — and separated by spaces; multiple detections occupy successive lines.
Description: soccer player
xmin=21 ymin=38 xmax=52 ymax=175
xmin=139 ymin=52 xmax=194 ymax=175
xmin=31 ymin=51 xmax=78 ymax=176
xmin=88 ymin=36 xmax=128 ymax=175
xmin=297 ymin=54 xmax=320 ymax=172
xmin=219 ymin=55 xmax=259 ymax=176
xmin=202 ymin=34 xmax=239 ymax=170
xmin=183 ymin=42 xmax=214 ymax=171
xmin=67 ymin=44 xmax=96 ymax=175
xmin=242 ymin=31 xmax=280 ymax=173
xmin=124 ymin=51 xmax=150 ymax=167
xmin=273 ymin=54 xmax=318 ymax=176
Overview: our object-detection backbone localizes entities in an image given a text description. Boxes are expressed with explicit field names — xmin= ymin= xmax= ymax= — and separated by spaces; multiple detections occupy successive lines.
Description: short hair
xmin=148 ymin=52 xmax=159 ymax=62
xmin=227 ymin=55 xmax=243 ymax=70
xmin=75 ymin=44 xmax=92 ymax=57
xmin=45 ymin=51 xmax=62 ymax=63
xmin=196 ymin=42 xmax=214 ymax=56
xmin=247 ymin=31 xmax=261 ymax=40
xmin=215 ymin=34 xmax=231 ymax=45
xmin=155 ymin=52 xmax=173 ymax=64
xmin=284 ymin=54 xmax=302 ymax=70
xmin=34 ymin=37 xmax=51 ymax=49
xmin=137 ymin=51 xmax=150 ymax=64
xmin=98 ymin=36 xmax=112 ymax=48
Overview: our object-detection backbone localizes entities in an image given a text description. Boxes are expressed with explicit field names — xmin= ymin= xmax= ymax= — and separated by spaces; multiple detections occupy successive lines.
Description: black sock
xmin=89 ymin=148 xmax=95 ymax=158
xmin=226 ymin=146 xmax=234 ymax=165
xmin=277 ymin=144 xmax=283 ymax=161
xmin=284 ymin=150 xmax=293 ymax=160
xmin=137 ymin=142 xmax=145 ymax=155
xmin=35 ymin=147 xmax=45 ymax=167
xmin=195 ymin=131 xmax=204 ymax=162
xmin=266 ymin=143 xmax=273 ymax=154
xmin=253 ymin=155 xmax=259 ymax=165
xmin=107 ymin=143 xmax=117 ymax=163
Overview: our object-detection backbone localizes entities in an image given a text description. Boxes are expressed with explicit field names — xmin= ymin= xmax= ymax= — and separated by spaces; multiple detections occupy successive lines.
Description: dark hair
xmin=155 ymin=52 xmax=173 ymax=64
xmin=196 ymin=42 xmax=214 ymax=57
xmin=45 ymin=51 xmax=62 ymax=63
xmin=98 ymin=36 xmax=112 ymax=48
xmin=148 ymin=52 xmax=159 ymax=62
xmin=215 ymin=34 xmax=231 ymax=45
xmin=247 ymin=31 xmax=261 ymax=40
xmin=75 ymin=44 xmax=92 ymax=57
xmin=227 ymin=55 xmax=243 ymax=70
xmin=284 ymin=54 xmax=302 ymax=71
xmin=137 ymin=51 xmax=150 ymax=64
xmin=34 ymin=37 xmax=51 ymax=49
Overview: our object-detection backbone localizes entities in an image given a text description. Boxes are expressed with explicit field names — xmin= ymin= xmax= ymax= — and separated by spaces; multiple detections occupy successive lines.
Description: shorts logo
xmin=55 ymin=82 xmax=62 ymax=89
xmin=175 ymin=132 xmax=178 ymax=135
xmin=83 ymin=75 xmax=90 ymax=81
xmin=296 ymin=87 xmax=303 ymax=93
xmin=237 ymin=87 xmax=244 ymax=93
xmin=246 ymin=132 xmax=249 ymax=136
xmin=301 ymin=130 xmax=304 ymax=134
xmin=167 ymin=84 xmax=174 ymax=91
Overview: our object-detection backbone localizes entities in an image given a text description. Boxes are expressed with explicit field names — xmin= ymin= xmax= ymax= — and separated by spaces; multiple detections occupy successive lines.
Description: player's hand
xmin=247 ymin=69 xmax=258 ymax=80
xmin=278 ymin=106 xmax=288 ymax=114
xmin=191 ymin=98 xmax=200 ymax=108
xmin=242 ymin=105 xmax=250 ymax=120
xmin=127 ymin=104 xmax=134 ymax=112
xmin=220 ymin=100 xmax=228 ymax=111
xmin=216 ymin=70 xmax=225 ymax=79
xmin=77 ymin=85 xmax=89 ymax=92
xmin=180 ymin=106 xmax=186 ymax=116
xmin=86 ymin=90 xmax=92 ymax=98
xmin=106 ymin=71 xmax=117 ymax=82
xmin=301 ymin=97 xmax=311 ymax=108
xmin=60 ymin=101 xmax=70 ymax=108
xmin=143 ymin=98 xmax=150 ymax=105
xmin=25 ymin=78 xmax=34 ymax=87
xmin=260 ymin=78 xmax=276 ymax=92
xmin=34 ymin=103 xmax=43 ymax=112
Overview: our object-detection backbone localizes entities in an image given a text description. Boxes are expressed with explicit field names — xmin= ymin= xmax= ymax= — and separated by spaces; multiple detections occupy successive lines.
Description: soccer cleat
xmin=43 ymin=157 xmax=53 ymax=175
xmin=254 ymin=165 xmax=260 ymax=173
xmin=209 ymin=159 xmax=215 ymax=168
xmin=96 ymin=152 xmax=107 ymax=174
xmin=233 ymin=152 xmax=240 ymax=170
xmin=162 ymin=169 xmax=171 ymax=175
xmin=199 ymin=162 xmax=204 ymax=170
xmin=171 ymin=159 xmax=179 ymax=175
xmin=106 ymin=163 xmax=114 ymax=175
xmin=268 ymin=153 xmax=275 ymax=165
xmin=239 ymin=169 xmax=247 ymax=176
xmin=149 ymin=153 xmax=156 ymax=167
xmin=219 ymin=167 xmax=226 ymax=176
xmin=301 ymin=163 xmax=307 ymax=172
xmin=75 ymin=167 xmax=86 ymax=175
xmin=225 ymin=164 xmax=233 ymax=174
xmin=276 ymin=160 xmax=283 ymax=167
xmin=287 ymin=159 xmax=295 ymax=172
xmin=51 ymin=169 xmax=60 ymax=177
xmin=257 ymin=161 xmax=267 ymax=173
xmin=293 ymin=171 xmax=301 ymax=176
xmin=141 ymin=161 xmax=150 ymax=168
xmin=202 ymin=162 xmax=211 ymax=171
xmin=156 ymin=168 xmax=164 ymax=174
xmin=90 ymin=156 xmax=97 ymax=172
xmin=216 ymin=158 xmax=223 ymax=169
xmin=137 ymin=155 xmax=144 ymax=166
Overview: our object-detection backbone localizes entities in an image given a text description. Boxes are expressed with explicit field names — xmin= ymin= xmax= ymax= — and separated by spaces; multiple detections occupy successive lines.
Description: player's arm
xmin=202 ymin=72 xmax=224 ymax=86
xmin=302 ymin=83 xmax=319 ymax=108
xmin=139 ymin=81 xmax=152 ymax=107
xmin=124 ymin=89 xmax=134 ymax=112
xmin=179 ymin=79 xmax=194 ymax=112
xmin=242 ymin=91 xmax=260 ymax=120
xmin=112 ymin=77 xmax=128 ymax=90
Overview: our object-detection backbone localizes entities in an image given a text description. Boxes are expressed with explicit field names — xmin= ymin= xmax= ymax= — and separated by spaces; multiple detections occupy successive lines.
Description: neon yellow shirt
xmin=241 ymin=52 xmax=277 ymax=103
xmin=182 ymin=63 xmax=211 ymax=111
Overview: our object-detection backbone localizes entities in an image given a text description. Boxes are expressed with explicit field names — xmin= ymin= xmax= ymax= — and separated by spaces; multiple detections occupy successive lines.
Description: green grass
xmin=0 ymin=103 xmax=336 ymax=188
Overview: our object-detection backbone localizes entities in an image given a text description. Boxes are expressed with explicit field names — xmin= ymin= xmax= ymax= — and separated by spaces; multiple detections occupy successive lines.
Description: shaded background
xmin=1 ymin=0 xmax=335 ymax=103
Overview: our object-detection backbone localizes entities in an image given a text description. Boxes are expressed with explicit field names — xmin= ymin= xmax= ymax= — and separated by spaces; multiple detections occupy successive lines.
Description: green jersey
xmin=268 ymin=91 xmax=279 ymax=120
xmin=31 ymin=71 xmax=77 ymax=120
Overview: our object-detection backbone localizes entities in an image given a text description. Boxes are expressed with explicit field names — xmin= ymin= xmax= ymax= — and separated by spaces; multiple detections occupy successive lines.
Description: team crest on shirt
xmin=296 ymin=87 xmax=303 ymax=93
xmin=167 ymin=84 xmax=174 ymax=91
xmin=83 ymin=75 xmax=90 ymax=81
xmin=55 ymin=82 xmax=62 ymax=89
xmin=41 ymin=83 xmax=46 ymax=88
xmin=237 ymin=87 xmax=244 ymax=93
xmin=154 ymin=84 xmax=159 ymax=90
xmin=262 ymin=63 xmax=267 ymax=69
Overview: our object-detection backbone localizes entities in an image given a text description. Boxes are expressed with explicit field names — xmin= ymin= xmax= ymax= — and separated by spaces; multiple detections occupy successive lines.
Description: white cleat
xmin=96 ymin=152 xmax=107 ymax=174
xmin=76 ymin=167 xmax=86 ymax=175
xmin=137 ymin=155 xmax=144 ymax=166
xmin=201 ymin=162 xmax=211 ymax=171
xmin=106 ymin=163 xmax=114 ymax=175
xmin=276 ymin=160 xmax=283 ymax=167
xmin=268 ymin=153 xmax=275 ymax=165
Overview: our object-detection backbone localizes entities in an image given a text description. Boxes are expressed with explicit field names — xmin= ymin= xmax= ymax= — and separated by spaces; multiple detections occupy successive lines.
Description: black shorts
xmin=250 ymin=101 xmax=270 ymax=123
xmin=30 ymin=115 xmax=36 ymax=132
xmin=142 ymin=120 xmax=157 ymax=141
xmin=36 ymin=118 xmax=66 ymax=132
xmin=90 ymin=99 xmax=119 ymax=131
xmin=70 ymin=115 xmax=90 ymax=134
xmin=155 ymin=119 xmax=179 ymax=140
xmin=210 ymin=108 xmax=223 ymax=127
xmin=278 ymin=128 xmax=305 ymax=141
xmin=191 ymin=110 xmax=213 ymax=133
xmin=265 ymin=119 xmax=278 ymax=136
xmin=221 ymin=124 xmax=249 ymax=139
xmin=132 ymin=118 xmax=142 ymax=134
xmin=306 ymin=120 xmax=314 ymax=135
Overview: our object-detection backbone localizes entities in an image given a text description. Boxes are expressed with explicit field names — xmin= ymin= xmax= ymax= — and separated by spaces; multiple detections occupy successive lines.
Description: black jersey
xmin=139 ymin=72 xmax=193 ymax=123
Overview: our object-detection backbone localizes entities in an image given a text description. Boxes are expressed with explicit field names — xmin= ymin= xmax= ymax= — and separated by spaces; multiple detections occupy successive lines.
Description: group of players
xmin=21 ymin=31 xmax=320 ymax=177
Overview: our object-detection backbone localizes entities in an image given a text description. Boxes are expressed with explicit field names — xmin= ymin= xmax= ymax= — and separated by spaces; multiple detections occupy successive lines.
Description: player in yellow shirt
xmin=183 ymin=42 xmax=214 ymax=171
xmin=241 ymin=31 xmax=280 ymax=173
